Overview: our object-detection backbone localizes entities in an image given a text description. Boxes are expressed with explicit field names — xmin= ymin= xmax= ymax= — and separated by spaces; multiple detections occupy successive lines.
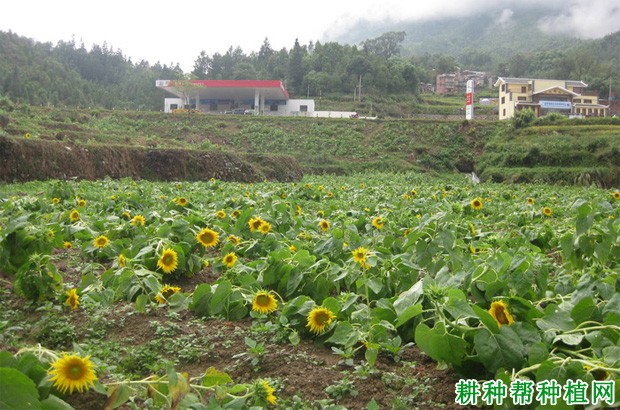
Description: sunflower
xmin=118 ymin=254 xmax=126 ymax=267
xmin=216 ymin=210 xmax=226 ymax=219
xmin=78 ymin=199 xmax=86 ymax=207
xmin=231 ymin=210 xmax=241 ymax=218
xmin=527 ymin=197 xmax=535 ymax=205
xmin=52 ymin=197 xmax=60 ymax=204
xmin=48 ymin=353 xmax=97 ymax=394
xmin=289 ymin=244 xmax=297 ymax=252
xmin=121 ymin=211 xmax=131 ymax=219
xmin=24 ymin=132 xmax=32 ymax=139
xmin=469 ymin=244 xmax=477 ymax=254
xmin=248 ymin=217 xmax=264 ymax=232
xmin=372 ymin=216 xmax=384 ymax=229
xmin=471 ymin=198 xmax=483 ymax=210
xmin=69 ymin=209 xmax=80 ymax=222
xmin=306 ymin=307 xmax=336 ymax=335
xmin=319 ymin=219 xmax=330 ymax=232
xmin=93 ymin=235 xmax=110 ymax=248
xmin=65 ymin=288 xmax=79 ymax=310
xmin=411 ymin=189 xmax=417 ymax=196
xmin=352 ymin=247 xmax=369 ymax=265
xmin=488 ymin=301 xmax=515 ymax=327
xmin=327 ymin=192 xmax=334 ymax=198
xmin=157 ymin=248 xmax=178 ymax=274
xmin=176 ymin=197 xmax=188 ymax=207
xmin=252 ymin=291 xmax=278 ymax=314
xmin=227 ymin=235 xmax=241 ymax=246
xmin=130 ymin=215 xmax=145 ymax=226
xmin=63 ymin=241 xmax=73 ymax=249
xmin=259 ymin=221 xmax=272 ymax=234
xmin=317 ymin=210 xmax=324 ymax=217
xmin=256 ymin=380 xmax=277 ymax=405
xmin=613 ymin=191 xmax=620 ymax=200
xmin=403 ymin=228 xmax=412 ymax=237
xmin=222 ymin=252 xmax=237 ymax=268
xmin=155 ymin=284 xmax=181 ymax=304
xmin=196 ymin=227 xmax=220 ymax=248
xmin=542 ymin=207 xmax=553 ymax=216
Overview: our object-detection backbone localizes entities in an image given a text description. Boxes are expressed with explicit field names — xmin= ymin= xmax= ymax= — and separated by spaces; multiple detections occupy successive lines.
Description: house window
xmin=503 ymin=109 xmax=506 ymax=117
xmin=300 ymin=105 xmax=308 ymax=112
xmin=270 ymin=104 xmax=278 ymax=112
xmin=518 ymin=96 xmax=526 ymax=101
xmin=170 ymin=104 xmax=178 ymax=110
xmin=584 ymin=99 xmax=592 ymax=104
xmin=501 ymin=96 xmax=505 ymax=104
xmin=502 ymin=84 xmax=506 ymax=92
xmin=521 ymin=86 xmax=527 ymax=93
xmin=210 ymin=103 xmax=218 ymax=111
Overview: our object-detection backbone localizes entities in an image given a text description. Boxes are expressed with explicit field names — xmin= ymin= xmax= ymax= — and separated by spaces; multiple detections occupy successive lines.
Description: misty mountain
xmin=331 ymin=4 xmax=596 ymax=62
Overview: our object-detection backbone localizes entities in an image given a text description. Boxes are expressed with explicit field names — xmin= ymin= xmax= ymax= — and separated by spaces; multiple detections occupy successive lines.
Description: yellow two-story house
xmin=494 ymin=77 xmax=608 ymax=120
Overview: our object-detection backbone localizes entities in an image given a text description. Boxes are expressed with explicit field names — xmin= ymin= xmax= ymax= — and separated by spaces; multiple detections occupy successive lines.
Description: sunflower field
xmin=0 ymin=173 xmax=619 ymax=409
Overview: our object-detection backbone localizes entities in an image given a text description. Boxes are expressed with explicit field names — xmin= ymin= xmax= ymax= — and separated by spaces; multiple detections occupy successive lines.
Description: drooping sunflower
xmin=196 ymin=227 xmax=220 ymax=248
xmin=352 ymin=247 xmax=369 ymax=265
xmin=542 ymin=207 xmax=553 ymax=216
xmin=256 ymin=379 xmax=277 ymax=405
xmin=471 ymin=198 xmax=483 ymax=210
xmin=319 ymin=219 xmax=330 ymax=232
xmin=488 ymin=301 xmax=515 ymax=327
xmin=121 ymin=211 xmax=131 ymax=219
xmin=93 ymin=235 xmax=110 ymax=249
xmin=157 ymin=248 xmax=179 ymax=274
xmin=222 ymin=252 xmax=237 ymax=269
xmin=252 ymin=291 xmax=278 ymax=314
xmin=69 ymin=209 xmax=80 ymax=222
xmin=130 ymin=215 xmax=145 ymax=226
xmin=259 ymin=221 xmax=272 ymax=234
xmin=227 ymin=235 xmax=241 ymax=246
xmin=306 ymin=307 xmax=336 ymax=335
xmin=295 ymin=205 xmax=303 ymax=215
xmin=118 ymin=254 xmax=126 ymax=268
xmin=65 ymin=288 xmax=79 ymax=310
xmin=216 ymin=210 xmax=226 ymax=219
xmin=248 ymin=217 xmax=264 ymax=232
xmin=289 ymin=244 xmax=297 ymax=252
xmin=48 ymin=353 xmax=97 ymax=394
xmin=155 ymin=284 xmax=182 ymax=304
xmin=372 ymin=216 xmax=384 ymax=229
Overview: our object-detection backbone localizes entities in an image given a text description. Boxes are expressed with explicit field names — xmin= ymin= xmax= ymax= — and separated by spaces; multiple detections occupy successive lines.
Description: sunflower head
xmin=93 ymin=235 xmax=110 ymax=249
xmin=175 ymin=197 xmax=188 ymax=207
xmin=69 ymin=209 xmax=80 ymax=222
xmin=52 ymin=197 xmax=60 ymax=204
xmin=118 ymin=254 xmax=127 ymax=267
xmin=527 ymin=197 xmax=535 ymax=205
xmin=231 ymin=210 xmax=241 ymax=218
xmin=372 ymin=216 xmax=384 ymax=229
xmin=352 ymin=247 xmax=369 ymax=265
xmin=471 ymin=198 xmax=483 ymax=210
xmin=319 ymin=219 xmax=330 ymax=232
xmin=216 ymin=210 xmax=226 ymax=219
xmin=543 ymin=207 xmax=553 ymax=216
xmin=488 ymin=301 xmax=515 ymax=327
xmin=289 ymin=244 xmax=297 ymax=252
xmin=48 ymin=353 xmax=97 ymax=394
xmin=255 ymin=379 xmax=277 ymax=406
xmin=24 ymin=132 xmax=31 ymax=139
xmin=77 ymin=199 xmax=86 ymax=207
xmin=259 ymin=221 xmax=272 ymax=234
xmin=613 ymin=191 xmax=620 ymax=200
xmin=155 ymin=284 xmax=181 ymax=304
xmin=227 ymin=235 xmax=241 ymax=246
xmin=222 ymin=252 xmax=237 ymax=269
xmin=158 ymin=248 xmax=179 ymax=274
xmin=249 ymin=217 xmax=264 ymax=232
xmin=411 ymin=189 xmax=417 ymax=196
xmin=63 ymin=241 xmax=73 ymax=249
xmin=252 ymin=291 xmax=278 ymax=314
xmin=65 ymin=288 xmax=79 ymax=310
xmin=307 ymin=307 xmax=336 ymax=335
xmin=130 ymin=215 xmax=145 ymax=226
xmin=197 ymin=228 xmax=220 ymax=248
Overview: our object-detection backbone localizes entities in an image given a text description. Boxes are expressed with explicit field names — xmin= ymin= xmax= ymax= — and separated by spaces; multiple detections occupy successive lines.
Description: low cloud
xmin=496 ymin=9 xmax=514 ymax=26
xmin=538 ymin=1 xmax=620 ymax=38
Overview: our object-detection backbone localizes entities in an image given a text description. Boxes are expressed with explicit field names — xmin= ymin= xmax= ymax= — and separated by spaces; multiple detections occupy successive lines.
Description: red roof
xmin=167 ymin=79 xmax=289 ymax=99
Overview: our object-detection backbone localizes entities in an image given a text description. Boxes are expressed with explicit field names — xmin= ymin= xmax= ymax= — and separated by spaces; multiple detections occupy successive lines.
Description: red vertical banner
xmin=466 ymin=80 xmax=474 ymax=120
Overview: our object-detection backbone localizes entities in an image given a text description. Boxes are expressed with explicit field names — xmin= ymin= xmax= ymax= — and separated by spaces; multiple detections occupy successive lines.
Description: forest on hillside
xmin=1 ymin=28 xmax=619 ymax=111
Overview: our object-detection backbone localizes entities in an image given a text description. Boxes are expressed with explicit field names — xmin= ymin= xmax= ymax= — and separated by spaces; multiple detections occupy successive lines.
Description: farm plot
xmin=0 ymin=173 xmax=618 ymax=409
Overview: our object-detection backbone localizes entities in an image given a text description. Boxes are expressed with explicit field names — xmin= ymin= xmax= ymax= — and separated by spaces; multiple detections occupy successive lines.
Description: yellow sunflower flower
xmin=69 ymin=209 xmax=80 ymax=222
xmin=227 ymin=235 xmax=241 ymax=246
xmin=196 ymin=227 xmax=220 ymax=248
xmin=121 ymin=211 xmax=131 ymax=219
xmin=52 ymin=197 xmax=60 ymax=204
xmin=295 ymin=205 xmax=303 ymax=215
xmin=118 ymin=254 xmax=126 ymax=267
xmin=527 ymin=197 xmax=535 ymax=205
xmin=248 ymin=217 xmax=264 ymax=232
xmin=372 ymin=216 xmax=384 ymax=229
xmin=77 ymin=199 xmax=86 ymax=207
xmin=158 ymin=248 xmax=179 ymax=274
xmin=488 ymin=301 xmax=515 ymax=327
xmin=63 ymin=241 xmax=73 ymax=249
xmin=65 ymin=288 xmax=79 ymax=310
xmin=471 ymin=198 xmax=483 ymax=210
xmin=176 ymin=197 xmax=188 ymax=207
xmin=231 ymin=210 xmax=241 ymax=218
xmin=93 ymin=235 xmax=110 ymax=249
xmin=289 ymin=245 xmax=297 ymax=252
xmin=613 ymin=191 xmax=620 ymax=200
xmin=222 ymin=252 xmax=237 ymax=269
xmin=24 ymin=132 xmax=32 ymax=139
xmin=155 ymin=284 xmax=182 ymax=304
xmin=252 ymin=291 xmax=278 ymax=314
xmin=259 ymin=221 xmax=272 ymax=234
xmin=306 ymin=307 xmax=336 ymax=335
xmin=352 ymin=247 xmax=369 ymax=266
xmin=216 ymin=210 xmax=226 ymax=219
xmin=543 ymin=207 xmax=553 ymax=216
xmin=130 ymin=215 xmax=145 ymax=226
xmin=256 ymin=379 xmax=277 ymax=405
xmin=319 ymin=219 xmax=330 ymax=232
xmin=48 ymin=353 xmax=97 ymax=394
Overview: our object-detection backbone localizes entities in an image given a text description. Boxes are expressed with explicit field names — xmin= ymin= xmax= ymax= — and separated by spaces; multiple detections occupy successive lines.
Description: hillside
xmin=1 ymin=102 xmax=618 ymax=187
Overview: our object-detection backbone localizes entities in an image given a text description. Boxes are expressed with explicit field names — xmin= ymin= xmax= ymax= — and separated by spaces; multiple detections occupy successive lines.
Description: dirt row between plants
xmin=0 ymin=136 xmax=303 ymax=183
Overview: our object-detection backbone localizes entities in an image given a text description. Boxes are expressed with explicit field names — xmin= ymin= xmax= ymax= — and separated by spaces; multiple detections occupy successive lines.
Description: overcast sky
xmin=2 ymin=0 xmax=619 ymax=71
